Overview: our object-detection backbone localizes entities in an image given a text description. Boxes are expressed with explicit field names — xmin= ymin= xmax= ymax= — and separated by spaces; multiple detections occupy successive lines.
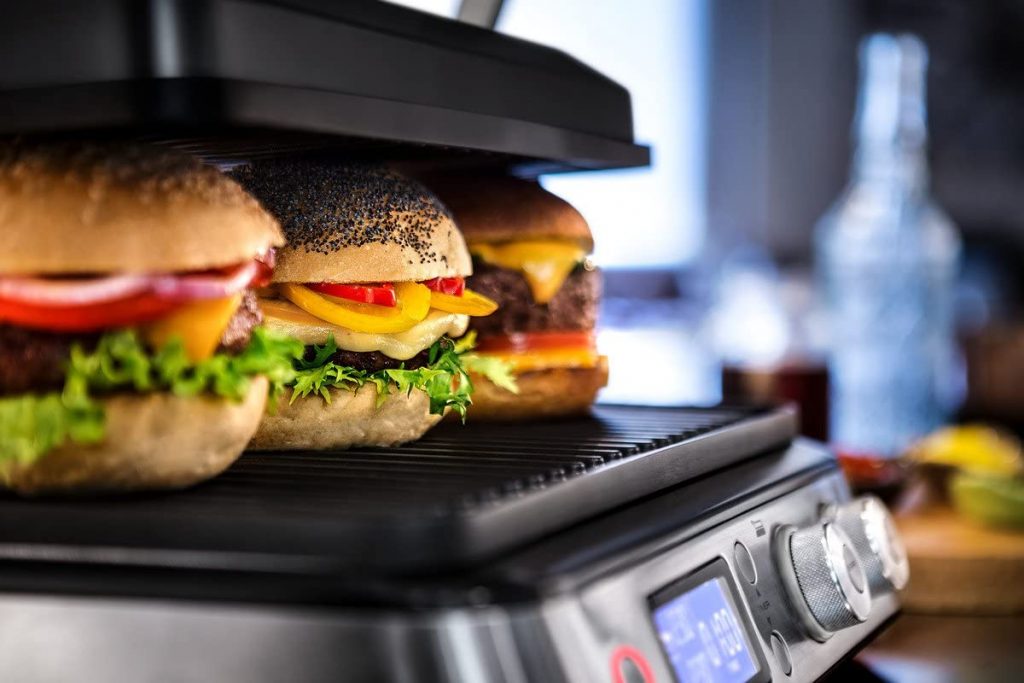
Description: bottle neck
xmin=848 ymin=34 xmax=930 ymax=194
xmin=850 ymin=143 xmax=929 ymax=193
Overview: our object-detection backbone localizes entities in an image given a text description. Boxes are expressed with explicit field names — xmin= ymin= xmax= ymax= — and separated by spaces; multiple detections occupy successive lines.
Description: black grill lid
xmin=0 ymin=0 xmax=650 ymax=173
xmin=0 ymin=406 xmax=794 ymax=574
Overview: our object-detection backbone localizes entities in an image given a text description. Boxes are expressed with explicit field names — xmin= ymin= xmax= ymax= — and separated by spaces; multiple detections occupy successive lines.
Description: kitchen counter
xmin=830 ymin=614 xmax=1024 ymax=682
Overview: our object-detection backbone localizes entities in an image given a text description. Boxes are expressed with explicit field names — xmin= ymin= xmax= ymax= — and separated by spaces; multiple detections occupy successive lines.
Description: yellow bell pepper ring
xmin=281 ymin=282 xmax=431 ymax=334
xmin=429 ymin=288 xmax=499 ymax=316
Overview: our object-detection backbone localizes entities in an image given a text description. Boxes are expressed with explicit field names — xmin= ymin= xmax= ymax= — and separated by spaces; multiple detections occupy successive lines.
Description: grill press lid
xmin=0 ymin=0 xmax=649 ymax=174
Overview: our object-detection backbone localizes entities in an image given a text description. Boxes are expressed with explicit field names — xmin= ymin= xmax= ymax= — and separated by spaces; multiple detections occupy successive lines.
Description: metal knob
xmin=834 ymin=495 xmax=909 ymax=593
xmin=775 ymin=523 xmax=872 ymax=641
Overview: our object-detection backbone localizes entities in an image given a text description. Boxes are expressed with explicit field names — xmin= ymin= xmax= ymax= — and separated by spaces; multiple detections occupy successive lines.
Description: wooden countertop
xmin=896 ymin=505 xmax=1024 ymax=614
xmin=828 ymin=614 xmax=1024 ymax=682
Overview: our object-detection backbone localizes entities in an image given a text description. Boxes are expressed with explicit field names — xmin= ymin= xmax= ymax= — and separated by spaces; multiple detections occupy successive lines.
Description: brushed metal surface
xmin=835 ymin=496 xmax=910 ymax=593
xmin=0 ymin=443 xmax=900 ymax=683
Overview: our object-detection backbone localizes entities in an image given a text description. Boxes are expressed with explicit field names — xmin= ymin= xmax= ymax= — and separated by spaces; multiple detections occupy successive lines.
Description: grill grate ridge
xmin=0 ymin=405 xmax=794 ymax=572
xmin=198 ymin=405 xmax=765 ymax=509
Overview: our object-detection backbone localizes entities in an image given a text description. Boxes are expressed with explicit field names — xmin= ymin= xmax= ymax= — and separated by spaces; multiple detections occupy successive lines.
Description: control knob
xmin=834 ymin=495 xmax=909 ymax=593
xmin=775 ymin=522 xmax=871 ymax=641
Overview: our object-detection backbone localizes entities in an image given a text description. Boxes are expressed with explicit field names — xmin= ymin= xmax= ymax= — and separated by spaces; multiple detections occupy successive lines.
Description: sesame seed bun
xmin=461 ymin=359 xmax=609 ymax=421
xmin=249 ymin=384 xmax=442 ymax=450
xmin=0 ymin=141 xmax=283 ymax=275
xmin=1 ymin=377 xmax=268 ymax=495
xmin=232 ymin=163 xmax=472 ymax=284
xmin=425 ymin=176 xmax=593 ymax=251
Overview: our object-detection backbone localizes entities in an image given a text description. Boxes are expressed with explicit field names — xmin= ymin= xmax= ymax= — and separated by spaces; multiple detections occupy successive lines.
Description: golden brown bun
xmin=0 ymin=142 xmax=283 ymax=275
xmin=1 ymin=377 xmax=268 ymax=495
xmin=465 ymin=358 xmax=609 ymax=421
xmin=426 ymin=176 xmax=593 ymax=251
xmin=249 ymin=384 xmax=442 ymax=450
xmin=232 ymin=163 xmax=472 ymax=283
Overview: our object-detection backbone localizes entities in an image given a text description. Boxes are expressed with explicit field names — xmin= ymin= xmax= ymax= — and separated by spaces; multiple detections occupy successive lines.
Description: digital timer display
xmin=652 ymin=576 xmax=759 ymax=683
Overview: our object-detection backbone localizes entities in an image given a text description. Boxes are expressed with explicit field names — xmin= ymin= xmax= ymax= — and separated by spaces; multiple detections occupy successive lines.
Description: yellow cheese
xmin=482 ymin=346 xmax=600 ymax=373
xmin=261 ymin=298 xmax=469 ymax=360
xmin=143 ymin=293 xmax=243 ymax=362
xmin=471 ymin=240 xmax=586 ymax=304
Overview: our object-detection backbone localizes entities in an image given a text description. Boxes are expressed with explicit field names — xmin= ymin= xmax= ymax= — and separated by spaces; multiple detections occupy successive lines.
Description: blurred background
xmin=387 ymin=0 xmax=1024 ymax=441
xmin=380 ymin=1 xmax=1024 ymax=641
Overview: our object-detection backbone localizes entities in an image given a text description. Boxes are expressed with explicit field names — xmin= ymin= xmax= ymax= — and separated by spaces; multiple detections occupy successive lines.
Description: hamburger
xmin=0 ymin=141 xmax=288 ymax=494
xmin=231 ymin=162 xmax=503 ymax=450
xmin=427 ymin=176 xmax=608 ymax=420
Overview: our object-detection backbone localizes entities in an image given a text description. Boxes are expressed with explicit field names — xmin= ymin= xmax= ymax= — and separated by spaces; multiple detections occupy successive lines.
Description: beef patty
xmin=0 ymin=326 xmax=87 ymax=396
xmin=219 ymin=291 xmax=263 ymax=353
xmin=322 ymin=348 xmax=433 ymax=374
xmin=0 ymin=290 xmax=263 ymax=397
xmin=466 ymin=262 xmax=600 ymax=337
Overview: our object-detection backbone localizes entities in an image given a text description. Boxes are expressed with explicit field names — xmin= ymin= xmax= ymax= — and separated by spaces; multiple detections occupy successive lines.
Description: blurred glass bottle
xmin=816 ymin=34 xmax=961 ymax=459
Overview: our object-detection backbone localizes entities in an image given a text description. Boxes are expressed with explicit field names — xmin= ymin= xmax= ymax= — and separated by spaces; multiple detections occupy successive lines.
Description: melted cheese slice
xmin=143 ymin=294 xmax=242 ymax=361
xmin=482 ymin=346 xmax=600 ymax=373
xmin=471 ymin=240 xmax=586 ymax=304
xmin=261 ymin=298 xmax=469 ymax=360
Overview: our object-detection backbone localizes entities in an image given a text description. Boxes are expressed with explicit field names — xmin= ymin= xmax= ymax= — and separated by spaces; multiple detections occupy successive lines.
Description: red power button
xmin=610 ymin=645 xmax=655 ymax=683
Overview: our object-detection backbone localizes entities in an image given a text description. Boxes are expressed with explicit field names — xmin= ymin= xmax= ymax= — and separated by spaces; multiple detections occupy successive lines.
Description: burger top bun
xmin=0 ymin=141 xmax=283 ymax=275
xmin=426 ymin=176 xmax=593 ymax=252
xmin=232 ymin=163 xmax=472 ymax=284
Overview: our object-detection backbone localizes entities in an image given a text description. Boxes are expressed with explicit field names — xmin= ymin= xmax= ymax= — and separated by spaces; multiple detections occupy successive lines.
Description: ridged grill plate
xmin=0 ymin=405 xmax=794 ymax=573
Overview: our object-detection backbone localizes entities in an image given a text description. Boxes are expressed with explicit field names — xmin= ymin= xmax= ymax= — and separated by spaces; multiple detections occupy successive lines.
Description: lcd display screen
xmin=651 ymin=575 xmax=759 ymax=683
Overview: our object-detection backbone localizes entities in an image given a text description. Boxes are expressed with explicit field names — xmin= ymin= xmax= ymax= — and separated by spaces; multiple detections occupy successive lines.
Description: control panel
xmin=543 ymin=470 xmax=905 ymax=682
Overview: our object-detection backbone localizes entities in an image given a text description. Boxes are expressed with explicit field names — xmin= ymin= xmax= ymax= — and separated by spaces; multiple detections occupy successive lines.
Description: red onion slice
xmin=0 ymin=274 xmax=152 ymax=305
xmin=150 ymin=260 xmax=259 ymax=301
xmin=0 ymin=260 xmax=262 ymax=307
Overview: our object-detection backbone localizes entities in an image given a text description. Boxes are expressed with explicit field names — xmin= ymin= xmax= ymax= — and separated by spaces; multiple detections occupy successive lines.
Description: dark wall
xmin=705 ymin=0 xmax=1024 ymax=267
xmin=865 ymin=0 xmax=1024 ymax=246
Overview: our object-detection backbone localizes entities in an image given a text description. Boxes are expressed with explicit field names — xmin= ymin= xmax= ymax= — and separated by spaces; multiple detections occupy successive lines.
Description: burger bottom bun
xmin=2 ymin=377 xmax=268 ymax=496
xmin=464 ymin=357 xmax=609 ymax=421
xmin=249 ymin=384 xmax=442 ymax=450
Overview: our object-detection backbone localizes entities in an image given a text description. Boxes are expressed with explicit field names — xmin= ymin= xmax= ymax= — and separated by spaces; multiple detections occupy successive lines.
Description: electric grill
xmin=0 ymin=2 xmax=905 ymax=682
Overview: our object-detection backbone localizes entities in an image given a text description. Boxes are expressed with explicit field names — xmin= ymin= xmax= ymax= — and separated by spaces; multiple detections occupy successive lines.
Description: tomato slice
xmin=422 ymin=277 xmax=465 ymax=296
xmin=0 ymin=294 xmax=183 ymax=332
xmin=475 ymin=331 xmax=596 ymax=354
xmin=0 ymin=257 xmax=272 ymax=334
xmin=307 ymin=282 xmax=397 ymax=307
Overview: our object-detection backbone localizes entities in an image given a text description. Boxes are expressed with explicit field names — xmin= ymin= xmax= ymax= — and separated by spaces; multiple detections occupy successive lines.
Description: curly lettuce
xmin=456 ymin=332 xmax=519 ymax=395
xmin=0 ymin=327 xmax=297 ymax=465
xmin=287 ymin=335 xmax=472 ymax=419
xmin=1 ymin=326 xmax=517 ymax=464
xmin=286 ymin=331 xmax=517 ymax=420
xmin=0 ymin=393 xmax=103 ymax=465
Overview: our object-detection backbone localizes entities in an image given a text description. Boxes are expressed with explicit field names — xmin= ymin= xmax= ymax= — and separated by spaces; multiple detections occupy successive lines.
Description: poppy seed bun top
xmin=426 ymin=176 xmax=593 ymax=252
xmin=0 ymin=141 xmax=283 ymax=275
xmin=231 ymin=163 xmax=472 ymax=284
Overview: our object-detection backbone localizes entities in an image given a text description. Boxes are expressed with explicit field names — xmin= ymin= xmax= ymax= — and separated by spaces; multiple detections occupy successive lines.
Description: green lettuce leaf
xmin=1 ymin=327 xmax=298 ymax=465
xmin=462 ymin=353 xmax=519 ymax=394
xmin=287 ymin=335 xmax=477 ymax=419
xmin=65 ymin=327 xmax=299 ymax=403
xmin=0 ymin=393 xmax=104 ymax=465
xmin=285 ymin=331 xmax=519 ymax=420
xmin=453 ymin=331 xmax=519 ymax=394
